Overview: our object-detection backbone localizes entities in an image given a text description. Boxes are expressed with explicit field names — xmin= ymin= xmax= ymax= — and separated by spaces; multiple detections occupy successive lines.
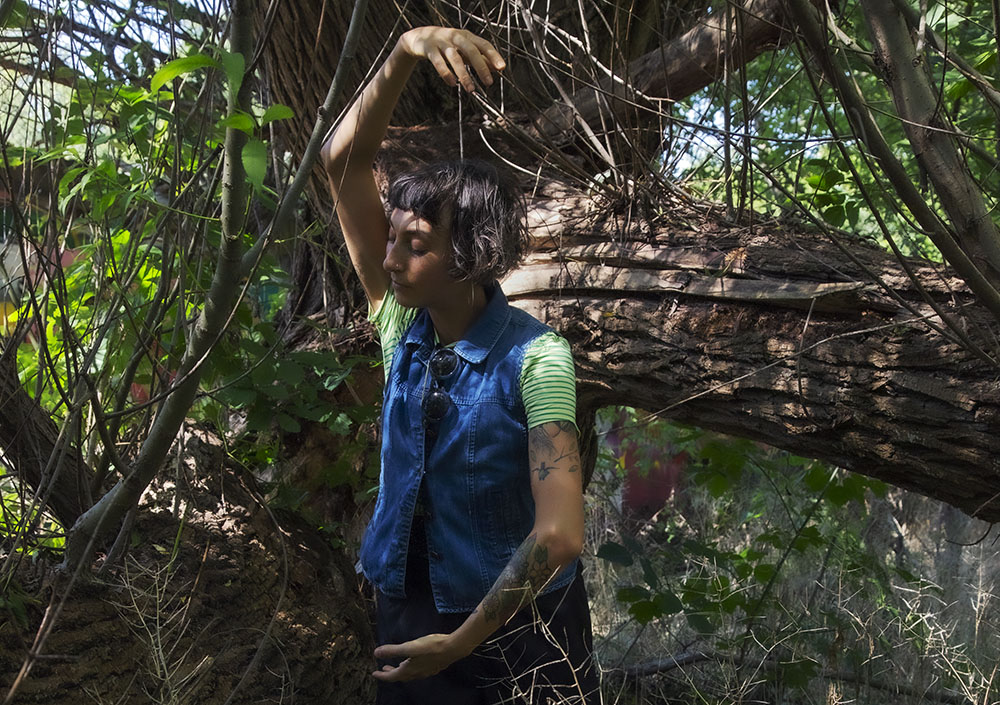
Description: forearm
xmin=321 ymin=39 xmax=417 ymax=183
xmin=448 ymin=525 xmax=581 ymax=657
xmin=322 ymin=27 xmax=503 ymax=185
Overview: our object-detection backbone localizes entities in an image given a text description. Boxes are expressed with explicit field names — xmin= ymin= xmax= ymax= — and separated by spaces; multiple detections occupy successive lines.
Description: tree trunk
xmin=0 ymin=428 xmax=374 ymax=705
xmin=0 ymin=350 xmax=90 ymax=530
xmin=512 ymin=193 xmax=1000 ymax=520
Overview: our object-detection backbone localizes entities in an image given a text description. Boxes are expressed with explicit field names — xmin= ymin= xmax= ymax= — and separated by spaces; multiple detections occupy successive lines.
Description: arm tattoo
xmin=481 ymin=532 xmax=555 ymax=624
xmin=528 ymin=422 xmax=581 ymax=481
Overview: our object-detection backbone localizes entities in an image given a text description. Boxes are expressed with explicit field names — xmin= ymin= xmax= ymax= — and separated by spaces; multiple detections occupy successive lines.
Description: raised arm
xmin=372 ymin=421 xmax=585 ymax=682
xmin=320 ymin=27 xmax=506 ymax=310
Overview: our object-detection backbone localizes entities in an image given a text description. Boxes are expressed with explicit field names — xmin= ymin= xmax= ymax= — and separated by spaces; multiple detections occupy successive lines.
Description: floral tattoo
xmin=481 ymin=532 xmax=554 ymax=624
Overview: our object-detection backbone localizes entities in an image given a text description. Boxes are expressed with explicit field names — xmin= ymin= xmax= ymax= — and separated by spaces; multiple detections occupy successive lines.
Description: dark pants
xmin=374 ymin=519 xmax=602 ymax=705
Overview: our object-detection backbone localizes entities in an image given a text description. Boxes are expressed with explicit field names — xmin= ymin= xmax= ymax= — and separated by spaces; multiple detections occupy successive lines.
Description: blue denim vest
xmin=359 ymin=285 xmax=579 ymax=612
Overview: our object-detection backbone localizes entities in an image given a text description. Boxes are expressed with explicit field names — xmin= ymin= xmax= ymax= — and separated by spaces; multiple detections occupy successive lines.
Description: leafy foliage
xmin=0 ymin=1 xmax=374 ymax=567
xmin=591 ymin=408 xmax=995 ymax=702
xmin=674 ymin=0 xmax=1000 ymax=265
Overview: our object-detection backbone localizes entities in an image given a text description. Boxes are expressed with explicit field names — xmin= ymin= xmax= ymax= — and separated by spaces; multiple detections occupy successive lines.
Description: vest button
xmin=430 ymin=550 xmax=442 ymax=560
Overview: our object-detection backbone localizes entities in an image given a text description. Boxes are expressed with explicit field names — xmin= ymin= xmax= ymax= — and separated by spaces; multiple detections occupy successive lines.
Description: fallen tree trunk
xmin=503 ymin=180 xmax=1000 ymax=520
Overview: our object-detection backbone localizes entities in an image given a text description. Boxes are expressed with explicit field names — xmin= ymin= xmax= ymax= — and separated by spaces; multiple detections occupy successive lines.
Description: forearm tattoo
xmin=528 ymin=421 xmax=580 ymax=481
xmin=480 ymin=532 xmax=555 ymax=624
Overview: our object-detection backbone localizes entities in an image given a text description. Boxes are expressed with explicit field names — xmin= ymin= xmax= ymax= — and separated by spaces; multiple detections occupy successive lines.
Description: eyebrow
xmin=392 ymin=223 xmax=440 ymax=241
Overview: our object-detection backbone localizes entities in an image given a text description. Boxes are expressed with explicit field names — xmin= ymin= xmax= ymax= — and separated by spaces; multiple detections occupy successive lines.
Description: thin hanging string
xmin=458 ymin=83 xmax=464 ymax=160
xmin=502 ymin=0 xmax=508 ymax=114
xmin=457 ymin=0 xmax=465 ymax=160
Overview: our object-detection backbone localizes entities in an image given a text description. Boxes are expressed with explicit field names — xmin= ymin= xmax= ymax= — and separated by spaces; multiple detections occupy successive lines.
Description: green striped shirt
xmin=369 ymin=290 xmax=577 ymax=429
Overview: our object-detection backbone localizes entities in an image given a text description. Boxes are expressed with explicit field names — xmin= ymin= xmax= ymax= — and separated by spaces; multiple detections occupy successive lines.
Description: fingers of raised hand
xmin=450 ymin=34 xmax=506 ymax=91
xmin=443 ymin=45 xmax=481 ymax=92
xmin=425 ymin=48 xmax=457 ymax=88
xmin=409 ymin=28 xmax=505 ymax=92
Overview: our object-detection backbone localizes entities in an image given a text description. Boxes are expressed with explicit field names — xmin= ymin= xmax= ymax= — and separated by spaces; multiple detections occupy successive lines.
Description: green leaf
xmin=327 ymin=412 xmax=352 ymax=436
xmin=221 ymin=387 xmax=256 ymax=407
xmin=597 ymin=541 xmax=634 ymax=567
xmin=616 ymin=585 xmax=649 ymax=603
xmin=261 ymin=104 xmax=294 ymax=125
xmin=263 ymin=383 xmax=290 ymax=401
xmin=219 ymin=50 xmax=246 ymax=99
xmin=628 ymin=600 xmax=660 ymax=624
xmin=242 ymin=138 xmax=267 ymax=191
xmin=0 ymin=0 xmax=29 ymax=29
xmin=150 ymin=54 xmax=218 ymax=93
xmin=219 ymin=112 xmax=256 ymax=134
xmin=640 ymin=556 xmax=660 ymax=591
xmin=803 ymin=465 xmax=830 ymax=492
xmin=276 ymin=360 xmax=304 ymax=385
xmin=753 ymin=563 xmax=777 ymax=583
xmin=720 ymin=590 xmax=744 ymax=613
xmin=276 ymin=413 xmax=301 ymax=433
xmin=823 ymin=204 xmax=846 ymax=227
xmin=706 ymin=472 xmax=730 ymax=498
xmin=291 ymin=350 xmax=336 ymax=368
xmin=685 ymin=612 xmax=715 ymax=635
xmin=778 ymin=658 xmax=819 ymax=690
xmin=653 ymin=590 xmax=683 ymax=616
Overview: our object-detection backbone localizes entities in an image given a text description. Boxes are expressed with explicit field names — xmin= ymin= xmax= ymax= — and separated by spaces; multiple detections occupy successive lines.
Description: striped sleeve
xmin=369 ymin=291 xmax=417 ymax=380
xmin=520 ymin=332 xmax=578 ymax=431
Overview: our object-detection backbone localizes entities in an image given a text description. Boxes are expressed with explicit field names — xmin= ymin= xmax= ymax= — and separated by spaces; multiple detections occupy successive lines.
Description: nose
xmin=383 ymin=240 xmax=402 ymax=273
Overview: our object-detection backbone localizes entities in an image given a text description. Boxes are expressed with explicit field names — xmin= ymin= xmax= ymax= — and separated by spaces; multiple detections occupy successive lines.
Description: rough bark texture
xmin=256 ymin=0 xmax=1000 ymax=521
xmin=0 ymin=350 xmax=90 ymax=529
xmin=0 ymin=428 xmax=373 ymax=704
xmin=512 ymin=190 xmax=1000 ymax=520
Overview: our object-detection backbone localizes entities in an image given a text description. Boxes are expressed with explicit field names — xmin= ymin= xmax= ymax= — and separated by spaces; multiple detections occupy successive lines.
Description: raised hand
xmin=398 ymin=27 xmax=506 ymax=92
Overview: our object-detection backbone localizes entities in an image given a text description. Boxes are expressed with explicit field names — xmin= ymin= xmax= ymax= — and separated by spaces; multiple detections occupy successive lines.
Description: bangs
xmin=386 ymin=160 xmax=527 ymax=283
xmin=387 ymin=168 xmax=454 ymax=226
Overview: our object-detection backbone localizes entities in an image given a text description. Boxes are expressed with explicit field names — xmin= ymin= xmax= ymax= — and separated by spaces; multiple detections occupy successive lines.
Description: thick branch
xmin=536 ymin=0 xmax=801 ymax=141
xmin=503 ymin=182 xmax=1000 ymax=521
xmin=784 ymin=0 xmax=1000 ymax=323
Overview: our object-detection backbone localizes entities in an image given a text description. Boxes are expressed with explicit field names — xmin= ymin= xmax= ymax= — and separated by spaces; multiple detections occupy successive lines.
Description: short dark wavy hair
xmin=387 ymin=159 xmax=528 ymax=284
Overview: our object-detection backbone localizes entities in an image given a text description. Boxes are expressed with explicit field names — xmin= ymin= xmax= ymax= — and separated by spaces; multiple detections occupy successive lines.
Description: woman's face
xmin=383 ymin=208 xmax=463 ymax=310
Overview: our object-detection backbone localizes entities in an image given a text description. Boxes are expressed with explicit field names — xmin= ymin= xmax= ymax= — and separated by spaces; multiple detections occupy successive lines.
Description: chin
xmin=393 ymin=289 xmax=421 ymax=308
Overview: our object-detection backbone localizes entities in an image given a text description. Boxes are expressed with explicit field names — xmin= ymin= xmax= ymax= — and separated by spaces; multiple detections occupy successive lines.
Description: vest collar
xmin=404 ymin=283 xmax=511 ymax=364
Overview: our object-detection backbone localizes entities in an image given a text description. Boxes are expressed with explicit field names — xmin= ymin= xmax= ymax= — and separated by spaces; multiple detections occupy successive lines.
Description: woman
xmin=321 ymin=26 xmax=600 ymax=705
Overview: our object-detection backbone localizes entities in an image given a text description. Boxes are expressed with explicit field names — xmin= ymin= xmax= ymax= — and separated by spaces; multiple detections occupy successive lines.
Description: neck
xmin=428 ymin=283 xmax=488 ymax=345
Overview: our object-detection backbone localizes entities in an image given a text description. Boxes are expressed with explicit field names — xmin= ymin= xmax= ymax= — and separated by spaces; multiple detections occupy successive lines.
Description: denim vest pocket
xmin=483 ymin=487 xmax=520 ymax=561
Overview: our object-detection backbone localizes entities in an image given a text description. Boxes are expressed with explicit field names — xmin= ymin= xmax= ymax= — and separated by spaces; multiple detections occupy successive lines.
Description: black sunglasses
xmin=421 ymin=347 xmax=459 ymax=427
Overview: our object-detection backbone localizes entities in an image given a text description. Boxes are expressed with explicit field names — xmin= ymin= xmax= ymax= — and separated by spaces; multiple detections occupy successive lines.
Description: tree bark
xmin=0 ymin=428 xmax=374 ymax=705
xmin=364 ymin=120 xmax=1000 ymax=520
xmin=255 ymin=0 xmax=1000 ymax=523
xmin=0 ymin=350 xmax=90 ymax=529
xmin=535 ymin=0 xmax=802 ymax=142
xmin=512 ymin=187 xmax=999 ymax=519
